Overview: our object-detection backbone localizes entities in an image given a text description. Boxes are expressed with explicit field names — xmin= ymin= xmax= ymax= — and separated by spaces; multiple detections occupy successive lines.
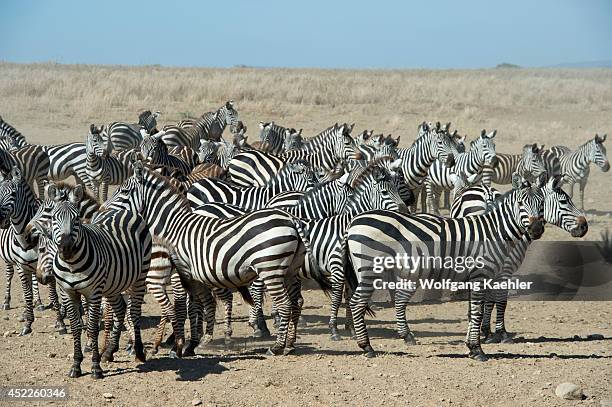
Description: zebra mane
xmin=262 ymin=160 xmax=312 ymax=186
xmin=295 ymin=171 xmax=347 ymax=207
xmin=303 ymin=123 xmax=339 ymax=145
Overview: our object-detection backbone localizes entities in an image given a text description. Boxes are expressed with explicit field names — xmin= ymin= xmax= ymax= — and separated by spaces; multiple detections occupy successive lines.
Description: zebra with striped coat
xmin=541 ymin=134 xmax=609 ymax=210
xmin=258 ymin=121 xmax=302 ymax=155
xmin=423 ymin=129 xmax=498 ymax=214
xmin=105 ymin=161 xmax=330 ymax=356
xmin=161 ymin=101 xmax=239 ymax=149
xmin=187 ymin=161 xmax=317 ymax=210
xmin=140 ymin=130 xmax=195 ymax=176
xmin=450 ymin=176 xmax=588 ymax=343
xmin=0 ymin=116 xmax=50 ymax=197
xmin=341 ymin=178 xmax=545 ymax=360
xmin=27 ymin=185 xmax=152 ymax=379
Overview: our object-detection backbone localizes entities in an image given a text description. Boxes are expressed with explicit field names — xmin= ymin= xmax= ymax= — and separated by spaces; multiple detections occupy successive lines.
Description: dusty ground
xmin=0 ymin=65 xmax=611 ymax=406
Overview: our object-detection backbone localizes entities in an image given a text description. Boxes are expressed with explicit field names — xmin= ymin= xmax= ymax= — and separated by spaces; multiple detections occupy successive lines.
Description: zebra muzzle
xmin=445 ymin=154 xmax=456 ymax=168
xmin=601 ymin=161 xmax=610 ymax=172
xmin=527 ymin=217 xmax=545 ymax=240
xmin=489 ymin=156 xmax=499 ymax=168
xmin=571 ymin=216 xmax=588 ymax=238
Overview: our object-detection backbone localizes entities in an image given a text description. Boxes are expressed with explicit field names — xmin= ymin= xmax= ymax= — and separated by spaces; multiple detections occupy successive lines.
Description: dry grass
xmin=1 ymin=62 xmax=611 ymax=149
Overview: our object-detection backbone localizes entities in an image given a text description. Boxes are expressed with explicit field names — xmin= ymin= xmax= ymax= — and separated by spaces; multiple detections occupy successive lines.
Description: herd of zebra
xmin=0 ymin=100 xmax=608 ymax=378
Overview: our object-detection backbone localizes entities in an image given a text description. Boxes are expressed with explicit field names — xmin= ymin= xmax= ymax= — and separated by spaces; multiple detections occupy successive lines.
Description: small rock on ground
xmin=555 ymin=383 xmax=583 ymax=400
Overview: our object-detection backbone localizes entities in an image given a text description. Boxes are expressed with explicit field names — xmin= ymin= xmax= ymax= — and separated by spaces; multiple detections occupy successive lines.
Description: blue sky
xmin=1 ymin=0 xmax=610 ymax=69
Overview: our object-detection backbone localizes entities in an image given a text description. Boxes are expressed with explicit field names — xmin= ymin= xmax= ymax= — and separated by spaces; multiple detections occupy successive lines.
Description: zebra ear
xmin=258 ymin=122 xmax=265 ymax=130
xmin=10 ymin=166 xmax=22 ymax=182
xmin=487 ymin=130 xmax=497 ymax=139
xmin=435 ymin=122 xmax=441 ymax=131
xmin=46 ymin=183 xmax=58 ymax=201
xmin=70 ymin=185 xmax=83 ymax=205
xmin=89 ymin=124 xmax=96 ymax=134
xmin=389 ymin=158 xmax=403 ymax=171
xmin=338 ymin=172 xmax=350 ymax=185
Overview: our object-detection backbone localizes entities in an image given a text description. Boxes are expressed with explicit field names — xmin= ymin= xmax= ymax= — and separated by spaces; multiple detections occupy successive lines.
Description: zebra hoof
xmin=83 ymin=344 xmax=92 ymax=353
xmin=361 ymin=344 xmax=376 ymax=358
xmin=252 ymin=328 xmax=264 ymax=338
xmin=183 ymin=341 xmax=198 ymax=357
xmin=283 ymin=346 xmax=296 ymax=356
xmin=500 ymin=333 xmax=514 ymax=344
xmin=402 ymin=333 xmax=417 ymax=345
xmin=19 ymin=326 xmax=32 ymax=336
xmin=1 ymin=303 xmax=10 ymax=311
xmin=57 ymin=327 xmax=68 ymax=335
xmin=266 ymin=345 xmax=284 ymax=356
xmin=134 ymin=350 xmax=146 ymax=363
xmin=35 ymin=303 xmax=46 ymax=312
xmin=330 ymin=334 xmax=342 ymax=341
xmin=468 ymin=352 xmax=488 ymax=362
xmin=484 ymin=333 xmax=501 ymax=344
xmin=100 ymin=352 xmax=114 ymax=363
xmin=91 ymin=367 xmax=104 ymax=380
xmin=164 ymin=333 xmax=176 ymax=347
xmin=68 ymin=366 xmax=82 ymax=378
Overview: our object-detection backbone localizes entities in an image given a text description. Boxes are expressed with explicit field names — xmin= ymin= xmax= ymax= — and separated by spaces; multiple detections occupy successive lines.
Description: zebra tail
xmin=237 ymin=286 xmax=255 ymax=307
xmin=292 ymin=217 xmax=332 ymax=296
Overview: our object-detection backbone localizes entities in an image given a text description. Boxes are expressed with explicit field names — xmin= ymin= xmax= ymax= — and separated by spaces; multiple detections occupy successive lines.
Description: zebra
xmin=139 ymin=129 xmax=195 ymax=176
xmin=160 ymin=101 xmax=239 ymax=149
xmin=27 ymin=184 xmax=152 ymax=379
xmin=258 ymin=122 xmax=302 ymax=154
xmin=227 ymin=123 xmax=361 ymax=187
xmin=105 ymin=160 xmax=331 ymax=356
xmin=340 ymin=177 xmax=545 ymax=360
xmin=0 ymin=116 xmax=50 ymax=197
xmin=187 ymin=161 xmax=317 ymax=210
xmin=0 ymin=167 xmax=43 ymax=333
xmin=92 ymin=110 xmax=160 ymax=152
xmin=85 ymin=127 xmax=136 ymax=201
xmin=450 ymin=176 xmax=588 ymax=343
xmin=423 ymin=129 xmax=498 ymax=214
xmin=44 ymin=142 xmax=94 ymax=191
xmin=541 ymin=134 xmax=609 ymax=210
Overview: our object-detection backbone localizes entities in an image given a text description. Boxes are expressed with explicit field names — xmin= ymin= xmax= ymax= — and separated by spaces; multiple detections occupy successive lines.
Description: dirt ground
xmin=0 ymin=66 xmax=611 ymax=406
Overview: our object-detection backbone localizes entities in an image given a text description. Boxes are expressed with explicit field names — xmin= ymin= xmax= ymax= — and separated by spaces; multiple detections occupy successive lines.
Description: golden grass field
xmin=0 ymin=63 xmax=610 ymax=406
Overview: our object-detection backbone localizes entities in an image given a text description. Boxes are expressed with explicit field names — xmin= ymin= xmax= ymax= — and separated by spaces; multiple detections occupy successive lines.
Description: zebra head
xmin=275 ymin=161 xmax=318 ymax=191
xmin=221 ymin=100 xmax=239 ymax=133
xmin=427 ymin=122 xmax=458 ymax=168
xmin=375 ymin=135 xmax=400 ymax=160
xmin=140 ymin=129 xmax=168 ymax=161
xmin=86 ymin=125 xmax=107 ymax=157
xmin=258 ymin=122 xmax=279 ymax=153
xmin=0 ymin=167 xmax=36 ymax=232
xmin=591 ymin=134 xmax=609 ymax=172
xmin=474 ymin=129 xmax=498 ymax=168
xmin=284 ymin=129 xmax=304 ymax=151
xmin=51 ymin=186 xmax=83 ymax=259
xmin=519 ymin=144 xmax=547 ymax=182
xmin=511 ymin=174 xmax=546 ymax=240
xmin=543 ymin=175 xmax=588 ymax=238
xmin=348 ymin=158 xmax=409 ymax=213
xmin=35 ymin=232 xmax=55 ymax=285
xmin=417 ymin=121 xmax=430 ymax=139
xmin=355 ymin=130 xmax=374 ymax=146
xmin=452 ymin=131 xmax=467 ymax=154
xmin=198 ymin=139 xmax=220 ymax=165
xmin=336 ymin=123 xmax=362 ymax=161
xmin=138 ymin=110 xmax=160 ymax=133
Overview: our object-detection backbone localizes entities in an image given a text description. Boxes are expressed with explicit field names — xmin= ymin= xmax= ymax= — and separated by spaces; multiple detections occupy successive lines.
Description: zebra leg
xmin=349 ymin=277 xmax=377 ymax=358
xmin=394 ymin=288 xmax=417 ymax=345
xmin=197 ymin=287 xmax=216 ymax=347
xmin=100 ymin=295 xmax=127 ymax=363
xmin=48 ymin=276 xmax=67 ymax=334
xmin=344 ymin=286 xmax=356 ymax=338
xmin=126 ymin=278 xmax=147 ymax=363
xmin=66 ymin=292 xmax=84 ymax=378
xmin=100 ymin=299 xmax=113 ymax=355
xmin=491 ymin=289 xmax=512 ymax=343
xmin=184 ymin=282 xmax=208 ymax=356
xmin=328 ymin=269 xmax=345 ymax=341
xmin=31 ymin=274 xmax=44 ymax=311
xmin=466 ymin=288 xmax=487 ymax=362
xmin=84 ymin=294 xmax=104 ymax=379
xmin=3 ymin=264 xmax=14 ymax=310
xmin=17 ymin=267 xmax=34 ymax=335
xmin=579 ymin=177 xmax=587 ymax=211
xmin=101 ymin=182 xmax=109 ymax=203
xmin=169 ymin=272 xmax=186 ymax=357
xmin=284 ymin=279 xmax=303 ymax=355
xmin=213 ymin=288 xmax=234 ymax=346
xmin=443 ymin=190 xmax=451 ymax=210
xmin=148 ymin=282 xmax=171 ymax=355
xmin=260 ymin=269 xmax=292 ymax=356
xmin=248 ymin=278 xmax=271 ymax=338
xmin=271 ymin=302 xmax=280 ymax=329
xmin=481 ymin=301 xmax=494 ymax=341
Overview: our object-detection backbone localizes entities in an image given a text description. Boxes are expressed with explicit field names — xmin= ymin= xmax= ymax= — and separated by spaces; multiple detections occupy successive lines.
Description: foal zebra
xmin=342 ymin=178 xmax=545 ymax=360
xmin=27 ymin=185 xmax=152 ymax=379
xmin=161 ymin=101 xmax=239 ymax=149
xmin=106 ymin=161 xmax=330 ymax=356
xmin=140 ymin=130 xmax=195 ymax=176
xmin=541 ymin=134 xmax=609 ymax=210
